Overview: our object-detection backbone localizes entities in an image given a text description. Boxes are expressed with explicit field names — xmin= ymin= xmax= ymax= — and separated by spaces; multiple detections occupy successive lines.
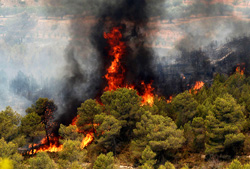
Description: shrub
xmin=93 ymin=152 xmax=114 ymax=169
xmin=28 ymin=152 xmax=55 ymax=169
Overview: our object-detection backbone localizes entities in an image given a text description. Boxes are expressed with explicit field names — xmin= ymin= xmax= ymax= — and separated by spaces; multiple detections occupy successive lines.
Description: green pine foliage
xmin=58 ymin=140 xmax=87 ymax=168
xmin=171 ymin=91 xmax=198 ymax=127
xmin=93 ymin=152 xmax=115 ymax=169
xmin=2 ymin=71 xmax=250 ymax=167
xmin=205 ymin=94 xmax=246 ymax=155
xmin=131 ymin=111 xmax=185 ymax=162
xmin=28 ymin=152 xmax=55 ymax=169
xmin=77 ymin=99 xmax=102 ymax=132
xmin=0 ymin=107 xmax=22 ymax=142
xmin=59 ymin=124 xmax=83 ymax=142
xmin=140 ymin=146 xmax=157 ymax=167
xmin=0 ymin=138 xmax=24 ymax=169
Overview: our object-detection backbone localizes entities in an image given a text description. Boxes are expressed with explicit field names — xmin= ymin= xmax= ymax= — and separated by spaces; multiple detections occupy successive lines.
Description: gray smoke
xmin=2 ymin=0 xmax=250 ymax=119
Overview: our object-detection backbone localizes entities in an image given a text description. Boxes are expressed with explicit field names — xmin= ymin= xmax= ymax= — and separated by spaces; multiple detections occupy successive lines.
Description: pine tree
xmin=20 ymin=112 xmax=45 ymax=155
xmin=171 ymin=91 xmax=198 ymax=127
xmin=93 ymin=152 xmax=114 ymax=169
xmin=77 ymin=99 xmax=102 ymax=132
xmin=205 ymin=94 xmax=246 ymax=156
xmin=132 ymin=111 xmax=185 ymax=162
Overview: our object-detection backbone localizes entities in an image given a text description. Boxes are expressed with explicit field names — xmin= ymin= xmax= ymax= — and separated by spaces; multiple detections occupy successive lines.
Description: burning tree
xmin=20 ymin=112 xmax=45 ymax=155
xmin=26 ymin=98 xmax=57 ymax=146
xmin=77 ymin=99 xmax=102 ymax=133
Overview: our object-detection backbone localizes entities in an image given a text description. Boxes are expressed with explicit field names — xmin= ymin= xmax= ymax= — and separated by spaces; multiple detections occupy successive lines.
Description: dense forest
xmin=2 ymin=0 xmax=250 ymax=169
xmin=2 ymin=70 xmax=250 ymax=168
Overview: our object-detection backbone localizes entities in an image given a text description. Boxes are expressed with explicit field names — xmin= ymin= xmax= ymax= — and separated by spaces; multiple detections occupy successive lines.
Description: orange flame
xmin=71 ymin=115 xmax=79 ymax=126
xmin=28 ymin=136 xmax=63 ymax=155
xmin=80 ymin=133 xmax=94 ymax=149
xmin=71 ymin=118 xmax=96 ymax=149
xmin=189 ymin=81 xmax=204 ymax=94
xmin=141 ymin=81 xmax=154 ymax=106
xmin=167 ymin=96 xmax=173 ymax=103
xmin=104 ymin=26 xmax=126 ymax=91
xmin=103 ymin=27 xmax=155 ymax=106
xmin=236 ymin=66 xmax=244 ymax=75
xmin=29 ymin=144 xmax=63 ymax=155
xmin=193 ymin=81 xmax=205 ymax=90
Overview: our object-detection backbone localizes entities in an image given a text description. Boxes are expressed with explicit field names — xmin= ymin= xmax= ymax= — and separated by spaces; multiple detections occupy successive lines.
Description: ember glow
xmin=167 ymin=96 xmax=173 ymax=104
xmin=236 ymin=66 xmax=245 ymax=75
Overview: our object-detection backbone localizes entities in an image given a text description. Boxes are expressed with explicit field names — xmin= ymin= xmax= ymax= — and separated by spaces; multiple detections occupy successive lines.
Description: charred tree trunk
xmin=45 ymin=124 xmax=50 ymax=146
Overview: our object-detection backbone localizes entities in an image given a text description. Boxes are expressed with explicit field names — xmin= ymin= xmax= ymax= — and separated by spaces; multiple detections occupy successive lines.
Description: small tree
xmin=158 ymin=161 xmax=175 ymax=169
xmin=228 ymin=159 xmax=243 ymax=169
xmin=0 ymin=107 xmax=21 ymax=142
xmin=77 ymin=99 xmax=102 ymax=132
xmin=171 ymin=91 xmax=198 ymax=127
xmin=58 ymin=140 xmax=86 ymax=163
xmin=28 ymin=152 xmax=55 ymax=169
xmin=95 ymin=114 xmax=122 ymax=155
xmin=132 ymin=111 xmax=185 ymax=162
xmin=205 ymin=94 xmax=246 ymax=156
xmin=0 ymin=138 xmax=24 ymax=169
xmin=0 ymin=138 xmax=17 ymax=158
xmin=191 ymin=117 xmax=205 ymax=151
xmin=58 ymin=124 xmax=83 ymax=142
xmin=140 ymin=146 xmax=156 ymax=167
xmin=20 ymin=112 xmax=45 ymax=155
xmin=26 ymin=98 xmax=57 ymax=146
xmin=93 ymin=152 xmax=114 ymax=169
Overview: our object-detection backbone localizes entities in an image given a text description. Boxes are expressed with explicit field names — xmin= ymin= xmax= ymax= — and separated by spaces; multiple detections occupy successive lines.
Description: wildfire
xmin=71 ymin=115 xmax=79 ymax=126
xmin=189 ymin=81 xmax=205 ymax=94
xmin=141 ymin=81 xmax=155 ymax=106
xmin=167 ymin=96 xmax=173 ymax=103
xmin=193 ymin=81 xmax=205 ymax=90
xmin=71 ymin=119 xmax=96 ymax=150
xmin=104 ymin=26 xmax=126 ymax=91
xmin=236 ymin=66 xmax=244 ymax=75
xmin=29 ymin=144 xmax=63 ymax=155
xmin=80 ymin=133 xmax=94 ymax=149
xmin=103 ymin=26 xmax=156 ymax=106
xmin=67 ymin=26 xmax=159 ymax=150
xmin=28 ymin=136 xmax=63 ymax=155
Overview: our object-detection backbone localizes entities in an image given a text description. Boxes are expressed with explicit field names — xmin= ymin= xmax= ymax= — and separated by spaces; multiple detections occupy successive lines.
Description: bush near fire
xmin=2 ymin=68 xmax=250 ymax=168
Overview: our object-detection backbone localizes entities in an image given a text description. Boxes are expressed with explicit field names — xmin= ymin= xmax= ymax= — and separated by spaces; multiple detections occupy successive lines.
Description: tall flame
xmin=141 ymin=81 xmax=154 ymax=106
xmin=103 ymin=26 xmax=155 ymax=106
xmin=80 ymin=133 xmax=94 ymax=149
xmin=104 ymin=26 xmax=126 ymax=91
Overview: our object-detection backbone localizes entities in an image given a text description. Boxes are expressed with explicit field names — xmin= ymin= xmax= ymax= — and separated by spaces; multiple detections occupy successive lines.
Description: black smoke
xmin=55 ymin=0 xmax=160 ymax=125
xmin=48 ymin=0 xmax=250 ymax=126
